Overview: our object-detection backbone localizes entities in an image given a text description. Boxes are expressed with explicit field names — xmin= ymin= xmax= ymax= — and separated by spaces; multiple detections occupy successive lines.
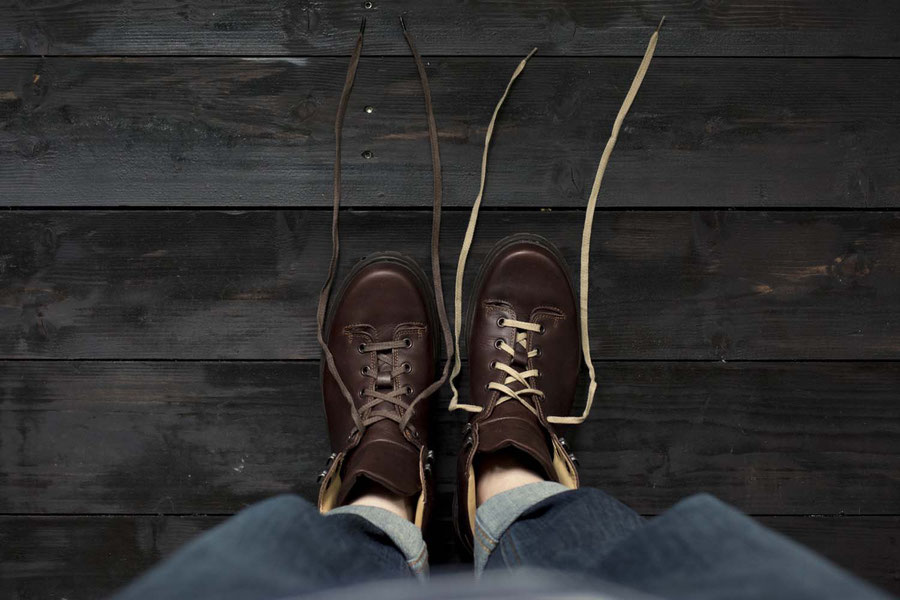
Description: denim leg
xmin=486 ymin=489 xmax=890 ymax=600
xmin=111 ymin=494 xmax=416 ymax=600
xmin=482 ymin=485 xmax=645 ymax=574
xmin=595 ymin=494 xmax=891 ymax=600
xmin=329 ymin=505 xmax=429 ymax=577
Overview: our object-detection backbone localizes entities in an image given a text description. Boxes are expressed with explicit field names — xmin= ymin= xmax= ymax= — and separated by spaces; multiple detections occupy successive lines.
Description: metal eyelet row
xmin=424 ymin=449 xmax=435 ymax=475
xmin=357 ymin=383 xmax=414 ymax=398
xmin=358 ymin=338 xmax=411 ymax=354
xmin=316 ymin=452 xmax=338 ymax=483
xmin=462 ymin=423 xmax=474 ymax=450
xmin=558 ymin=436 xmax=578 ymax=466
xmin=496 ymin=317 xmax=546 ymax=333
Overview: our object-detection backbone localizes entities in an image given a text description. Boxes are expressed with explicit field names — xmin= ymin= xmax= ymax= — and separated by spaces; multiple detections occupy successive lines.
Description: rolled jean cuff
xmin=473 ymin=481 xmax=569 ymax=575
xmin=327 ymin=505 xmax=428 ymax=578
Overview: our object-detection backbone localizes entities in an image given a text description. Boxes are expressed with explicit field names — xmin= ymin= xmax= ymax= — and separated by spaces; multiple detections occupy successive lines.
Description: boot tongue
xmin=511 ymin=337 xmax=530 ymax=370
xmin=375 ymin=352 xmax=393 ymax=389
xmin=476 ymin=400 xmax=555 ymax=480
xmin=336 ymin=420 xmax=421 ymax=506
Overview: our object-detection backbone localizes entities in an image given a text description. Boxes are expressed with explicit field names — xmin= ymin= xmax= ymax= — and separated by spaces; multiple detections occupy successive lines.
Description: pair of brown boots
xmin=313 ymin=18 xmax=661 ymax=552
xmin=316 ymin=236 xmax=580 ymax=551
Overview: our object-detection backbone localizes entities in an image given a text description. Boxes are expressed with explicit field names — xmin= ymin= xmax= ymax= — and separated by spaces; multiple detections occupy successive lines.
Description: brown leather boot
xmin=317 ymin=253 xmax=437 ymax=528
xmin=315 ymin=20 xmax=453 ymax=530
xmin=454 ymin=234 xmax=581 ymax=551
xmin=444 ymin=23 xmax=663 ymax=552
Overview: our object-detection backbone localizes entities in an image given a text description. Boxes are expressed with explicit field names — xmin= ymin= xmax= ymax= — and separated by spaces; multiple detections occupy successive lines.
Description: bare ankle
xmin=475 ymin=449 xmax=545 ymax=507
xmin=346 ymin=481 xmax=414 ymax=522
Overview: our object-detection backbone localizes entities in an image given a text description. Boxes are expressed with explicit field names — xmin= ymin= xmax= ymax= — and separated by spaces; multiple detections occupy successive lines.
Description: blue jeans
xmin=112 ymin=486 xmax=890 ymax=600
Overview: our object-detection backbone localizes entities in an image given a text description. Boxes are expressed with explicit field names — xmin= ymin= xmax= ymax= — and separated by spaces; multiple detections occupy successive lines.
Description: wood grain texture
xmin=3 ymin=360 xmax=899 ymax=516
xmin=1 ymin=1 xmax=899 ymax=57
xmin=1 ymin=515 xmax=898 ymax=598
xmin=0 ymin=515 xmax=226 ymax=600
xmin=2 ymin=210 xmax=899 ymax=360
xmin=761 ymin=517 xmax=900 ymax=595
xmin=1 ymin=57 xmax=898 ymax=207
xmin=1 ymin=2 xmax=897 ymax=597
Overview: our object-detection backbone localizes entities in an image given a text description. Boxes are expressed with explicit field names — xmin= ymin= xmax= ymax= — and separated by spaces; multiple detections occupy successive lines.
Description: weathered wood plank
xmin=2 ymin=210 xmax=899 ymax=360
xmin=1 ymin=1 xmax=899 ymax=57
xmin=2 ymin=360 xmax=898 ymax=515
xmin=1 ymin=57 xmax=898 ymax=207
xmin=0 ymin=515 xmax=225 ymax=600
xmin=1 ymin=515 xmax=898 ymax=598
xmin=760 ymin=517 xmax=900 ymax=595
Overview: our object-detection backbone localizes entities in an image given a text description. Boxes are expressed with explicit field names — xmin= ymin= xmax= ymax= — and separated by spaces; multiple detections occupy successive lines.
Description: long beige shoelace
xmin=316 ymin=18 xmax=454 ymax=436
xmin=448 ymin=20 xmax=664 ymax=425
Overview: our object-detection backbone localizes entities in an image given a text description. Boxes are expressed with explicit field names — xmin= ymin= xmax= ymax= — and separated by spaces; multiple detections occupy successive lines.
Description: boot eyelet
xmin=403 ymin=337 xmax=412 ymax=348
xmin=538 ymin=324 xmax=546 ymax=334
xmin=483 ymin=383 xmax=491 ymax=392
xmin=496 ymin=317 xmax=505 ymax=327
xmin=534 ymin=347 xmax=542 ymax=357
xmin=358 ymin=388 xmax=366 ymax=398
xmin=357 ymin=343 xmax=367 ymax=353
xmin=403 ymin=362 xmax=412 ymax=373
xmin=494 ymin=339 xmax=503 ymax=349
xmin=489 ymin=360 xmax=497 ymax=369
xmin=360 ymin=365 xmax=370 ymax=375
xmin=405 ymin=385 xmax=413 ymax=395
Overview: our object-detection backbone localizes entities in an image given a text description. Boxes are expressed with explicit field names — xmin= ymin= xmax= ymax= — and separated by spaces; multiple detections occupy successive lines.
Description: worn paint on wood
xmin=1 ymin=1 xmax=899 ymax=595
xmin=2 ymin=210 xmax=898 ymax=359
xmin=0 ymin=58 xmax=898 ymax=207
xmin=2 ymin=360 xmax=899 ymax=515
xmin=1 ymin=1 xmax=899 ymax=57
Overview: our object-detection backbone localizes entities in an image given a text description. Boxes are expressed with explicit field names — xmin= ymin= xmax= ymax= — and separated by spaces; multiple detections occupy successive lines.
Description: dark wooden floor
xmin=1 ymin=2 xmax=899 ymax=598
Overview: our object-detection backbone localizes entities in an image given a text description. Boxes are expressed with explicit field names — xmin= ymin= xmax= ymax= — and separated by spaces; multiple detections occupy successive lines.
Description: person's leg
xmin=453 ymin=235 xmax=585 ymax=551
xmin=473 ymin=452 xmax=644 ymax=574
xmin=114 ymin=251 xmax=444 ymax=600
xmin=112 ymin=494 xmax=425 ymax=600
xmin=479 ymin=485 xmax=891 ymax=600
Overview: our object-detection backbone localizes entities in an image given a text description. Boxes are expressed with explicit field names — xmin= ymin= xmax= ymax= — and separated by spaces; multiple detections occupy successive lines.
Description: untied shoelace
xmin=316 ymin=18 xmax=454 ymax=436
xmin=448 ymin=19 xmax=665 ymax=425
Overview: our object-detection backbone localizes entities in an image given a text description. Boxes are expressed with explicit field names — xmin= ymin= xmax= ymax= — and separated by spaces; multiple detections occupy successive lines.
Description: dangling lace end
xmin=548 ymin=378 xmax=595 ymax=425
xmin=317 ymin=18 xmax=368 ymax=435
xmin=448 ymin=47 xmax=538 ymax=414
xmin=448 ymin=364 xmax=477 ymax=412
xmin=448 ymin=394 xmax=484 ymax=414
xmin=397 ymin=15 xmax=458 ymax=427
xmin=656 ymin=16 xmax=666 ymax=33
xmin=572 ymin=22 xmax=662 ymax=426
